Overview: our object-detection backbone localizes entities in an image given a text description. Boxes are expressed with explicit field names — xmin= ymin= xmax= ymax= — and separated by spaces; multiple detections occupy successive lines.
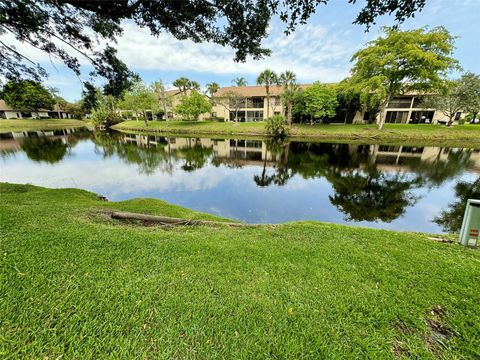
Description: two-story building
xmin=211 ymin=85 xmax=463 ymax=125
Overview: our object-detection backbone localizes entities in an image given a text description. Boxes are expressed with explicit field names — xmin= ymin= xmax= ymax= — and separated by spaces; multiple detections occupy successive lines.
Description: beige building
xmin=0 ymin=100 xmax=73 ymax=120
xmin=212 ymin=85 xmax=310 ymax=122
xmin=157 ymin=89 xmax=210 ymax=121
xmin=211 ymin=85 xmax=464 ymax=125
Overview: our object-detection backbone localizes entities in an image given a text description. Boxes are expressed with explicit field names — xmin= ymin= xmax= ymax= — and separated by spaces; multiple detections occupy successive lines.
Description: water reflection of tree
xmin=433 ymin=177 xmax=480 ymax=233
xmin=177 ymin=142 xmax=213 ymax=172
xmin=326 ymin=165 xmax=422 ymax=222
xmin=91 ymin=133 xmax=214 ymax=174
xmin=21 ymin=137 xmax=70 ymax=163
xmin=253 ymin=140 xmax=292 ymax=187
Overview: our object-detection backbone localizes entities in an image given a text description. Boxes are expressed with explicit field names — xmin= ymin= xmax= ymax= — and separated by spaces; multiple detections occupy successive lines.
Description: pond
xmin=1 ymin=128 xmax=479 ymax=233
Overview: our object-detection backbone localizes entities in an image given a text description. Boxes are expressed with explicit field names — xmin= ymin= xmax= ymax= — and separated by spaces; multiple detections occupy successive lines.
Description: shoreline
xmin=112 ymin=120 xmax=480 ymax=148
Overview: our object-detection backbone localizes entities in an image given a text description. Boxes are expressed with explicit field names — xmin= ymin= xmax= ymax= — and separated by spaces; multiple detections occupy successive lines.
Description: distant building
xmin=212 ymin=85 xmax=464 ymax=124
xmin=0 ymin=100 xmax=73 ymax=120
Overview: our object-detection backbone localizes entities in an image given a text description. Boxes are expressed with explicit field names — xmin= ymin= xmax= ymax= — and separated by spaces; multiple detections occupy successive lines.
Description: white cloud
xmin=115 ymin=22 xmax=356 ymax=82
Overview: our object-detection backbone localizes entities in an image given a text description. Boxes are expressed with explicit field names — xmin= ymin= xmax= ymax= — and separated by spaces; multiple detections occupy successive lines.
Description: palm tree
xmin=232 ymin=77 xmax=248 ymax=87
xmin=206 ymin=82 xmax=220 ymax=97
xmin=172 ymin=77 xmax=190 ymax=96
xmin=279 ymin=71 xmax=298 ymax=125
xmin=256 ymin=69 xmax=278 ymax=120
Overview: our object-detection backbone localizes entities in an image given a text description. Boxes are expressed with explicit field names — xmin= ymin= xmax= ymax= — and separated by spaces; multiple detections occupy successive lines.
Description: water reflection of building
xmin=0 ymin=129 xmax=79 ymax=152
xmin=121 ymin=134 xmax=280 ymax=166
xmin=120 ymin=134 xmax=480 ymax=174
xmin=370 ymin=145 xmax=480 ymax=174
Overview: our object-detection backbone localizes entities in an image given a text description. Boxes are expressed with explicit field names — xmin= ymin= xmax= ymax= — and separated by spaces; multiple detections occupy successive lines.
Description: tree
xmin=279 ymin=70 xmax=298 ymax=125
xmin=422 ymin=73 xmax=480 ymax=126
xmin=206 ymin=82 xmax=220 ymax=106
xmin=81 ymin=82 xmax=100 ymax=112
xmin=0 ymin=80 xmax=55 ymax=116
xmin=303 ymin=82 xmax=338 ymax=124
xmin=173 ymin=77 xmax=200 ymax=96
xmin=151 ymin=80 xmax=172 ymax=120
xmin=334 ymin=81 xmax=363 ymax=124
xmin=459 ymin=72 xmax=480 ymax=121
xmin=421 ymin=80 xmax=465 ymax=126
xmin=217 ymin=90 xmax=245 ymax=122
xmin=349 ymin=27 xmax=459 ymax=129
xmin=1 ymin=1 xmax=426 ymax=95
xmin=174 ymin=91 xmax=212 ymax=121
xmin=232 ymin=77 xmax=248 ymax=87
xmin=119 ymin=81 xmax=158 ymax=126
xmin=257 ymin=69 xmax=279 ymax=120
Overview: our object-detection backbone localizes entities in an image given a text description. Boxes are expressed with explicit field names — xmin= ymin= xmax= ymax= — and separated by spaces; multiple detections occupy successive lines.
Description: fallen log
xmin=110 ymin=211 xmax=254 ymax=227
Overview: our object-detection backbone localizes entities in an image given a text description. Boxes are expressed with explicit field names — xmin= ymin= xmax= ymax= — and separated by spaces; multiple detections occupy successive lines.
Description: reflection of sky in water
xmin=1 ymin=135 xmax=478 ymax=233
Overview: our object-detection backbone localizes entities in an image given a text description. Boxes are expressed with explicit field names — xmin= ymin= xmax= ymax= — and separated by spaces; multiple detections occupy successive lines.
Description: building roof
xmin=214 ymin=84 xmax=312 ymax=97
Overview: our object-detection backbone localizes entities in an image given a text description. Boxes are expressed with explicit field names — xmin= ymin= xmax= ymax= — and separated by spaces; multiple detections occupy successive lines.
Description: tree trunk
xmin=143 ymin=111 xmax=148 ymax=127
xmin=110 ymin=211 xmax=255 ymax=227
xmin=287 ymin=102 xmax=292 ymax=126
xmin=377 ymin=99 xmax=389 ymax=130
xmin=447 ymin=115 xmax=454 ymax=127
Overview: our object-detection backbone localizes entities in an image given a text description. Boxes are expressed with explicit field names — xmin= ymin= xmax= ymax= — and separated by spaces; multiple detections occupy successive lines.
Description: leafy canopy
xmin=175 ymin=91 xmax=212 ymax=121
xmin=1 ymin=1 xmax=426 ymax=95
xmin=422 ymin=73 xmax=480 ymax=123
xmin=303 ymin=82 xmax=338 ymax=119
xmin=349 ymin=27 xmax=459 ymax=105
xmin=119 ymin=81 xmax=159 ymax=116
xmin=0 ymin=80 xmax=55 ymax=111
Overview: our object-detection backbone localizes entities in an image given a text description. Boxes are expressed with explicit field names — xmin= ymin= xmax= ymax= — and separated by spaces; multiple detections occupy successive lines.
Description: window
xmin=410 ymin=111 xmax=434 ymax=124
xmin=247 ymin=97 xmax=264 ymax=108
xmin=229 ymin=111 xmax=246 ymax=122
xmin=412 ymin=96 xmax=426 ymax=108
xmin=211 ymin=112 xmax=217 ymax=117
xmin=385 ymin=111 xmax=409 ymax=124
xmin=387 ymin=97 xmax=413 ymax=108
xmin=455 ymin=112 xmax=462 ymax=120
xmin=274 ymin=97 xmax=280 ymax=106
xmin=246 ymin=111 xmax=263 ymax=122
xmin=167 ymin=112 xmax=173 ymax=119
xmin=363 ymin=111 xmax=371 ymax=121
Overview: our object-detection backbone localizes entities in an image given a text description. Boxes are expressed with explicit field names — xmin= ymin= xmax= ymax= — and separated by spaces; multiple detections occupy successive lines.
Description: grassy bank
xmin=1 ymin=183 xmax=479 ymax=359
xmin=0 ymin=119 xmax=87 ymax=133
xmin=113 ymin=120 xmax=480 ymax=146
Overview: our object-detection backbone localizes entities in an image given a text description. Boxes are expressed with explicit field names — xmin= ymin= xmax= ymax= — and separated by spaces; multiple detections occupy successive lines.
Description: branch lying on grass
xmin=110 ymin=211 xmax=263 ymax=227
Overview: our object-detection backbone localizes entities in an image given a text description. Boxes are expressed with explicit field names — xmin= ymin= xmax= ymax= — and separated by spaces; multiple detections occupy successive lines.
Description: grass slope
xmin=1 ymin=183 xmax=479 ymax=359
xmin=0 ymin=119 xmax=87 ymax=133
xmin=113 ymin=121 xmax=480 ymax=146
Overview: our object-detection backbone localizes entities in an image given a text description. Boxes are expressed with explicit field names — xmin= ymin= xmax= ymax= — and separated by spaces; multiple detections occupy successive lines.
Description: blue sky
xmin=5 ymin=0 xmax=479 ymax=101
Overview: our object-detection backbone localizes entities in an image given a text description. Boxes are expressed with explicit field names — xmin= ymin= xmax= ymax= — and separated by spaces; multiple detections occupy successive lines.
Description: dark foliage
xmin=1 ymin=0 xmax=425 ymax=95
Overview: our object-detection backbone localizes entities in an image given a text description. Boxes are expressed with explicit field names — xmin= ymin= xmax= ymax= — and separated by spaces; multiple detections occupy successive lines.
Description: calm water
xmin=1 ymin=128 xmax=479 ymax=233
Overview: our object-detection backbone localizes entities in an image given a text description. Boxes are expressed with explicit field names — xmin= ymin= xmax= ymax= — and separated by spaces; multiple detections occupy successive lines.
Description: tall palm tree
xmin=279 ymin=71 xmax=298 ymax=125
xmin=232 ymin=77 xmax=248 ymax=87
xmin=256 ymin=69 xmax=278 ymax=120
xmin=206 ymin=82 xmax=220 ymax=107
xmin=206 ymin=82 xmax=220 ymax=97
xmin=172 ymin=77 xmax=190 ymax=96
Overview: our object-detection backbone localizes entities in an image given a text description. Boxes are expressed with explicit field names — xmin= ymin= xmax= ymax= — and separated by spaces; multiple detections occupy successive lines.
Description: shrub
xmin=265 ymin=115 xmax=290 ymax=138
xmin=90 ymin=109 xmax=123 ymax=128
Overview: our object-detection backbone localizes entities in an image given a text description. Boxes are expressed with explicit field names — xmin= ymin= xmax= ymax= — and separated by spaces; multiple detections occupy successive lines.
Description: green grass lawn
xmin=0 ymin=119 xmax=87 ymax=133
xmin=1 ymin=183 xmax=479 ymax=359
xmin=113 ymin=120 xmax=480 ymax=146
